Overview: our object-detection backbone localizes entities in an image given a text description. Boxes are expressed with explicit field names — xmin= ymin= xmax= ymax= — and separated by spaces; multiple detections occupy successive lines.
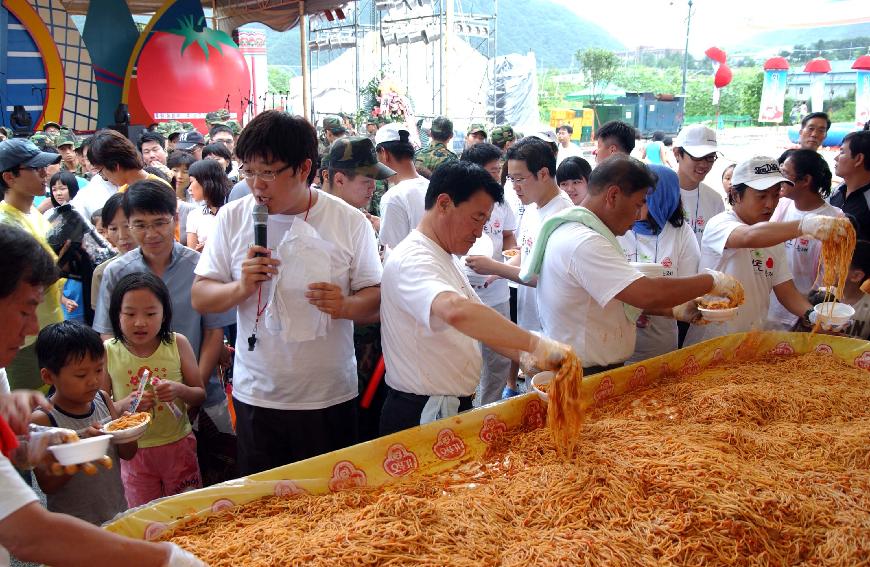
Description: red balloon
xmin=714 ymin=64 xmax=733 ymax=88
xmin=704 ymin=46 xmax=727 ymax=64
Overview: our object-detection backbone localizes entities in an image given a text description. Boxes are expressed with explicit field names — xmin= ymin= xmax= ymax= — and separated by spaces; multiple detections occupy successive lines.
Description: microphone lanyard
xmin=248 ymin=188 xmax=313 ymax=351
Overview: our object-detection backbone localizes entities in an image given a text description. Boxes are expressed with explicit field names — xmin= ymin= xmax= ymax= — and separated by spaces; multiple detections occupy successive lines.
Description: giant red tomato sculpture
xmin=136 ymin=16 xmax=250 ymax=132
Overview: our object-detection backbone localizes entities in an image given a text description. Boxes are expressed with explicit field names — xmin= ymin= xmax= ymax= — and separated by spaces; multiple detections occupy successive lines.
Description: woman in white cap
xmin=685 ymin=156 xmax=850 ymax=344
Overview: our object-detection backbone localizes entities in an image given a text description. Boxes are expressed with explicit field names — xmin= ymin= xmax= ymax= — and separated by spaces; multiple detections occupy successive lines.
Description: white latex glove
xmin=164 ymin=543 xmax=208 ymax=567
xmin=672 ymin=299 xmax=704 ymax=324
xmin=798 ymin=214 xmax=848 ymax=240
xmin=520 ymin=335 xmax=574 ymax=375
xmin=705 ymin=269 xmax=743 ymax=303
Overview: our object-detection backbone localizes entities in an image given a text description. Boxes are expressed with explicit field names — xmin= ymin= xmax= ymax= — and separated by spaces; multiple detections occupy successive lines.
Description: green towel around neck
xmin=519 ymin=206 xmax=642 ymax=322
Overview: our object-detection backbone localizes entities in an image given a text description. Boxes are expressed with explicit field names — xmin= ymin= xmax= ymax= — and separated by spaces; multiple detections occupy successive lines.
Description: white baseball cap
xmin=375 ymin=122 xmax=409 ymax=146
xmin=731 ymin=156 xmax=793 ymax=190
xmin=528 ymin=129 xmax=557 ymax=144
xmin=674 ymin=124 xmax=717 ymax=158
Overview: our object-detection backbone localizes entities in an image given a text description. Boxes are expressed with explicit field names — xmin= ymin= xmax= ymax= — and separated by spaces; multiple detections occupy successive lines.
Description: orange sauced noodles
xmin=544 ymin=352 xmax=584 ymax=455
xmin=162 ymin=352 xmax=870 ymax=566
xmin=106 ymin=412 xmax=149 ymax=432
xmin=814 ymin=219 xmax=857 ymax=329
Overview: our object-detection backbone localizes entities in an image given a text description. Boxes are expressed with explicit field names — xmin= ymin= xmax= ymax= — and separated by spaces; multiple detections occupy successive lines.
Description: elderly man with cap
xmin=175 ymin=130 xmax=206 ymax=161
xmin=414 ymin=116 xmax=457 ymax=178
xmin=328 ymin=136 xmax=396 ymax=233
xmin=673 ymin=124 xmax=725 ymax=245
xmin=490 ymin=125 xmax=516 ymax=151
xmin=323 ymin=116 xmax=348 ymax=146
xmin=465 ymin=123 xmax=487 ymax=149
xmin=685 ymin=156 xmax=849 ymax=345
xmin=192 ymin=111 xmax=383 ymax=474
xmin=0 ymin=139 xmax=64 ymax=391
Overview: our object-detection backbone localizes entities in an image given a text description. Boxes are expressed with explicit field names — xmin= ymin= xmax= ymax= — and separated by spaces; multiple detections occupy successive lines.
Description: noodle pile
xmin=544 ymin=351 xmax=584 ymax=455
xmin=163 ymin=353 xmax=870 ymax=566
xmin=817 ymin=219 xmax=857 ymax=305
xmin=106 ymin=412 xmax=149 ymax=431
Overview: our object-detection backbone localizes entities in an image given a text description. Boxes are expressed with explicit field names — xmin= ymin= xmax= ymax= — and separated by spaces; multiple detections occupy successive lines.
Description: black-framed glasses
xmin=240 ymin=164 xmax=292 ymax=181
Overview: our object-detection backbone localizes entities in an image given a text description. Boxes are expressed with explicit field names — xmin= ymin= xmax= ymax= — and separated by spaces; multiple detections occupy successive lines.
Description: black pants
xmin=584 ymin=362 xmax=624 ymax=375
xmin=233 ymin=397 xmax=358 ymax=476
xmin=379 ymin=386 xmax=473 ymax=437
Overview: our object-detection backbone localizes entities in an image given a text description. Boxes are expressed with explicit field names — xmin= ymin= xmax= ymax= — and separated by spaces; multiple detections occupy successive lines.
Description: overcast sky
xmin=554 ymin=0 xmax=870 ymax=55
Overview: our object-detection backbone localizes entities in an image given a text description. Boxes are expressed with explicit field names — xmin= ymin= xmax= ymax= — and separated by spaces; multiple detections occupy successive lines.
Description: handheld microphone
xmin=252 ymin=204 xmax=268 ymax=257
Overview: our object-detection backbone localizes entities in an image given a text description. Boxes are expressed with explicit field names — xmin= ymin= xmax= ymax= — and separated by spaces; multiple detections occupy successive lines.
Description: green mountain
xmin=725 ymin=22 xmax=870 ymax=55
xmin=250 ymin=0 xmax=622 ymax=72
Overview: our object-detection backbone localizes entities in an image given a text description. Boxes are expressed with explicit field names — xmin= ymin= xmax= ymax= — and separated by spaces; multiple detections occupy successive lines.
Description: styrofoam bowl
xmin=629 ymin=262 xmax=664 ymax=278
xmin=48 ymin=434 xmax=112 ymax=466
xmin=103 ymin=413 xmax=151 ymax=444
xmin=814 ymin=302 xmax=855 ymax=327
xmin=698 ymin=306 xmax=738 ymax=323
xmin=502 ymin=249 xmax=520 ymax=263
xmin=531 ymin=371 xmax=554 ymax=403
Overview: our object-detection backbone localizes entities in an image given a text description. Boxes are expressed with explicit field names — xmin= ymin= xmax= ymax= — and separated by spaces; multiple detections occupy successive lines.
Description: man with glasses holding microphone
xmin=673 ymin=124 xmax=725 ymax=245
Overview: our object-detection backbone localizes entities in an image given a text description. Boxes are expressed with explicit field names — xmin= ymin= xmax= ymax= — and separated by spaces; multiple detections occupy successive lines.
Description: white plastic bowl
xmin=814 ymin=302 xmax=855 ymax=330
xmin=502 ymin=249 xmax=520 ymax=263
xmin=629 ymin=262 xmax=665 ymax=278
xmin=698 ymin=306 xmax=738 ymax=323
xmin=531 ymin=371 xmax=554 ymax=403
xmin=48 ymin=434 xmax=112 ymax=466
xmin=103 ymin=413 xmax=151 ymax=444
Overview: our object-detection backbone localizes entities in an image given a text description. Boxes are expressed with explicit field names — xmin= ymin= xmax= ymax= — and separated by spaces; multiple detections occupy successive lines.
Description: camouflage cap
xmin=29 ymin=132 xmax=56 ymax=151
xmin=430 ymin=116 xmax=453 ymax=137
xmin=323 ymin=116 xmax=347 ymax=133
xmin=467 ymin=123 xmax=487 ymax=137
xmin=328 ymin=136 xmax=396 ymax=180
xmin=490 ymin=125 xmax=515 ymax=146
xmin=205 ymin=109 xmax=231 ymax=126
xmin=156 ymin=120 xmax=192 ymax=138
xmin=42 ymin=121 xmax=62 ymax=131
xmin=55 ymin=129 xmax=78 ymax=148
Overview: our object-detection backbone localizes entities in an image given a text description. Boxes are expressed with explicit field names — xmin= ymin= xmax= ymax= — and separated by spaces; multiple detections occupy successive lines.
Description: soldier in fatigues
xmin=413 ymin=116 xmax=457 ymax=178
xmin=490 ymin=125 xmax=517 ymax=151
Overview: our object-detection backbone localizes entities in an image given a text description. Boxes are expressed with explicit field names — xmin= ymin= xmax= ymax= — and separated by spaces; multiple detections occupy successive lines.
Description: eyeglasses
xmin=686 ymin=153 xmax=718 ymax=164
xmin=240 ymin=164 xmax=292 ymax=182
xmin=506 ymin=174 xmax=530 ymax=183
xmin=128 ymin=218 xmax=173 ymax=234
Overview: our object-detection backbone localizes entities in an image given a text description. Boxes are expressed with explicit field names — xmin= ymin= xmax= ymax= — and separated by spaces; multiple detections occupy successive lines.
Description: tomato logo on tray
xmin=629 ymin=366 xmax=648 ymax=390
xmin=144 ymin=522 xmax=168 ymax=541
xmin=211 ymin=498 xmax=234 ymax=513
xmin=813 ymin=344 xmax=833 ymax=355
xmin=328 ymin=461 xmax=367 ymax=492
xmin=680 ymin=356 xmax=700 ymax=377
xmin=771 ymin=342 xmax=795 ymax=356
xmin=433 ymin=428 xmax=466 ymax=460
xmin=854 ymin=351 xmax=870 ymax=370
xmin=274 ymin=480 xmax=306 ymax=497
xmin=383 ymin=443 xmax=419 ymax=478
xmin=479 ymin=414 xmax=507 ymax=444
xmin=522 ymin=399 xmax=546 ymax=430
xmin=136 ymin=16 xmax=250 ymax=131
xmin=712 ymin=348 xmax=725 ymax=364
xmin=593 ymin=375 xmax=614 ymax=404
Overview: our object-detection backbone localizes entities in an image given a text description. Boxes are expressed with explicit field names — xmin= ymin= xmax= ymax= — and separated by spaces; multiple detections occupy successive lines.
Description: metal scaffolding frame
xmin=306 ymin=0 xmax=497 ymax=126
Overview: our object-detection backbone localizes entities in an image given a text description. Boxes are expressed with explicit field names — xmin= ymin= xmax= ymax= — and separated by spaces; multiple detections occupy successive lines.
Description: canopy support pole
xmin=300 ymin=1 xmax=311 ymax=120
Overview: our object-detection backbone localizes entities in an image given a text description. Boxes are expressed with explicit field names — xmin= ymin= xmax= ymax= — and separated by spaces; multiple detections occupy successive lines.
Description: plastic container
xmin=103 ymin=413 xmax=151 ymax=444
xmin=813 ymin=302 xmax=855 ymax=331
xmin=48 ymin=435 xmax=112 ymax=466
xmin=698 ymin=306 xmax=738 ymax=323
xmin=629 ymin=262 xmax=664 ymax=278
xmin=531 ymin=371 xmax=554 ymax=403
xmin=502 ymin=249 xmax=520 ymax=263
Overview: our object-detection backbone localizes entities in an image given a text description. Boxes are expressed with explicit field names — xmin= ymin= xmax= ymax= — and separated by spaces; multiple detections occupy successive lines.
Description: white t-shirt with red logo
xmin=473 ymin=202 xmax=517 ymax=307
xmin=516 ymin=191 xmax=574 ymax=331
xmin=766 ymin=198 xmax=842 ymax=328
xmin=685 ymin=209 xmax=793 ymax=345
xmin=681 ymin=182 xmax=725 ymax=245
xmin=618 ymin=222 xmax=700 ymax=361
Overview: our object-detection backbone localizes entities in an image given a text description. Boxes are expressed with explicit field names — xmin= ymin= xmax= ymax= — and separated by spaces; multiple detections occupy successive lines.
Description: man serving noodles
xmin=379 ymin=161 xmax=571 ymax=435
xmin=526 ymin=155 xmax=743 ymax=373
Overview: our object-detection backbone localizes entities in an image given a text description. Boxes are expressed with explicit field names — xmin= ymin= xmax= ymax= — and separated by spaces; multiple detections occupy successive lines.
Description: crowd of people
xmin=0 ymin=105 xmax=868 ymax=565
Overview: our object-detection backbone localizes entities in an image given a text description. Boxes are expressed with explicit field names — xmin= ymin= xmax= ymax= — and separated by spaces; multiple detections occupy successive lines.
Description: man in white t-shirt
xmin=380 ymin=161 xmax=570 ymax=435
xmin=376 ymin=123 xmax=429 ymax=249
xmin=556 ymin=125 xmax=583 ymax=167
xmin=531 ymin=155 xmax=738 ymax=372
xmin=767 ymin=149 xmax=841 ymax=329
xmin=70 ymin=136 xmax=119 ymax=221
xmin=192 ymin=113 xmax=385 ymax=475
xmin=686 ymin=156 xmax=845 ymax=344
xmin=673 ymin=124 xmax=726 ymax=244
xmin=459 ymin=143 xmax=519 ymax=404
xmin=0 ymin=225 xmax=203 ymax=567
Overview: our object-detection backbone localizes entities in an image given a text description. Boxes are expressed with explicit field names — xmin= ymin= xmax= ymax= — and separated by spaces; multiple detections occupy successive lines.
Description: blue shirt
xmin=93 ymin=241 xmax=235 ymax=355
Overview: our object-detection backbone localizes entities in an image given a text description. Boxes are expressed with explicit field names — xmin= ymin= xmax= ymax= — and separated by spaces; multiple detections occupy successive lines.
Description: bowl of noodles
xmin=103 ymin=412 xmax=151 ymax=443
xmin=502 ymin=249 xmax=520 ymax=262
xmin=813 ymin=302 xmax=855 ymax=331
xmin=531 ymin=371 xmax=554 ymax=402
xmin=698 ymin=295 xmax=738 ymax=322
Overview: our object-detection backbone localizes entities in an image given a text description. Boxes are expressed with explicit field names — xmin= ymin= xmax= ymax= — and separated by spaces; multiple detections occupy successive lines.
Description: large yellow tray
xmin=104 ymin=331 xmax=870 ymax=541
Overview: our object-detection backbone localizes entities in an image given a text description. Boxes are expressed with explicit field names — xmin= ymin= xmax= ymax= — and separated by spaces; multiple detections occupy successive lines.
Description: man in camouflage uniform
xmin=490 ymin=125 xmax=517 ymax=151
xmin=42 ymin=121 xmax=62 ymax=135
xmin=55 ymin=129 xmax=82 ymax=175
xmin=465 ymin=123 xmax=487 ymax=149
xmin=413 ymin=116 xmax=457 ymax=178
xmin=29 ymin=131 xmax=56 ymax=151
xmin=328 ymin=136 xmax=395 ymax=214
xmin=156 ymin=120 xmax=194 ymax=152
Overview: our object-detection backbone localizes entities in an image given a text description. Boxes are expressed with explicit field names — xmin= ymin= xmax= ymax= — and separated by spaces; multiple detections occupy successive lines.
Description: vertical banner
xmin=810 ymin=74 xmax=826 ymax=114
xmin=758 ymin=69 xmax=788 ymax=123
xmin=857 ymin=70 xmax=870 ymax=128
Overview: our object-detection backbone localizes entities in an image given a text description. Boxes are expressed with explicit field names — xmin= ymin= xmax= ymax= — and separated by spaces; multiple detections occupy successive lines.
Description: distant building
xmin=786 ymin=60 xmax=857 ymax=101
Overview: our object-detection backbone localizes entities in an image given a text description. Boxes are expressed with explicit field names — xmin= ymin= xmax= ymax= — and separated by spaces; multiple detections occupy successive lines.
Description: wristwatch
xmin=801 ymin=308 xmax=814 ymax=328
